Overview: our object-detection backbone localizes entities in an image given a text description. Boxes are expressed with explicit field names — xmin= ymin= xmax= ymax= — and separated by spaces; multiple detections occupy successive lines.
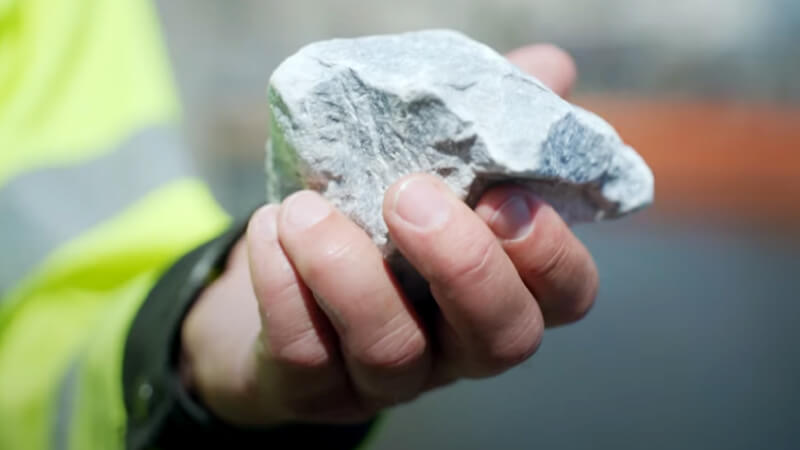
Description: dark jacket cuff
xmin=122 ymin=221 xmax=375 ymax=449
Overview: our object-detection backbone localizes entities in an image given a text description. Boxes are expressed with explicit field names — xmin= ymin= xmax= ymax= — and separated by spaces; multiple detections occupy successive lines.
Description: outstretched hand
xmin=181 ymin=44 xmax=597 ymax=426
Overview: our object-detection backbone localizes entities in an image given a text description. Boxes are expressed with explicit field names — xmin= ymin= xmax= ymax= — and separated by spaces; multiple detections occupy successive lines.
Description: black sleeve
xmin=122 ymin=220 xmax=376 ymax=450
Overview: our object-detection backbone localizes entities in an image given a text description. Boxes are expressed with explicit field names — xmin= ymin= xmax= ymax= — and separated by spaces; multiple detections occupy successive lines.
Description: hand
xmin=181 ymin=44 xmax=597 ymax=426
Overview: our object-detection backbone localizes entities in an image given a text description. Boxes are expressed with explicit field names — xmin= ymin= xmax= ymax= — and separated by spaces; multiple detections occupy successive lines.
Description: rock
xmin=266 ymin=29 xmax=654 ymax=254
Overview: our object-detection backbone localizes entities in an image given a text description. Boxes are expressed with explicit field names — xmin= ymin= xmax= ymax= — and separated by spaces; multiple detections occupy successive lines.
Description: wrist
xmin=179 ymin=236 xmax=286 ymax=427
xmin=123 ymin=220 xmax=248 ymax=449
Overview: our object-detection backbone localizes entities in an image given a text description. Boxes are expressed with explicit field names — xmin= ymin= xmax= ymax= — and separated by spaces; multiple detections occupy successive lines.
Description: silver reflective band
xmin=0 ymin=126 xmax=197 ymax=295
xmin=51 ymin=356 xmax=81 ymax=450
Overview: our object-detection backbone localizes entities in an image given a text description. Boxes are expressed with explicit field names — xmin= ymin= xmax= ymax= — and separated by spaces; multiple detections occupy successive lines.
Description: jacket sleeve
xmin=0 ymin=179 xmax=231 ymax=449
xmin=0 ymin=179 xmax=377 ymax=449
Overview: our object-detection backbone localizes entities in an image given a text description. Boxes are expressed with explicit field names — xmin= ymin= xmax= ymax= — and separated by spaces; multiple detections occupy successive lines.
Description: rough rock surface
xmin=266 ymin=30 xmax=654 ymax=254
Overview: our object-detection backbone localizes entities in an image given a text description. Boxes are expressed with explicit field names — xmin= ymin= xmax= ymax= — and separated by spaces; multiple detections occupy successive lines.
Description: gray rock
xmin=266 ymin=29 xmax=654 ymax=254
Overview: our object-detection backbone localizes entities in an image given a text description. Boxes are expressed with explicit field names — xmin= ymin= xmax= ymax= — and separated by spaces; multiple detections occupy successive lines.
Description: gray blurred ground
xmin=373 ymin=219 xmax=800 ymax=449
xmin=154 ymin=1 xmax=800 ymax=448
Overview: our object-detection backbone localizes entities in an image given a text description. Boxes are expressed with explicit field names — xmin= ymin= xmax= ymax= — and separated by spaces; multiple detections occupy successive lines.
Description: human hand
xmin=181 ymin=44 xmax=597 ymax=426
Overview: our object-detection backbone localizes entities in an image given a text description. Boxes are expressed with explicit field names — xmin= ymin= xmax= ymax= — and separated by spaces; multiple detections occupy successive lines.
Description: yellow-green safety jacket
xmin=0 ymin=1 xmax=373 ymax=448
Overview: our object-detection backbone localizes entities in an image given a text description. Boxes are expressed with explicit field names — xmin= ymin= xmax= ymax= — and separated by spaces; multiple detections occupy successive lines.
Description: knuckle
xmin=563 ymin=303 xmax=592 ymax=323
xmin=482 ymin=319 xmax=543 ymax=374
xmin=438 ymin=234 xmax=496 ymax=287
xmin=546 ymin=306 xmax=588 ymax=328
xmin=261 ymin=271 xmax=300 ymax=303
xmin=527 ymin=221 xmax=571 ymax=281
xmin=270 ymin=328 xmax=332 ymax=369
xmin=562 ymin=270 xmax=599 ymax=323
xmin=576 ymin=274 xmax=599 ymax=319
xmin=304 ymin=236 xmax=360 ymax=283
xmin=539 ymin=239 xmax=599 ymax=326
xmin=355 ymin=319 xmax=427 ymax=371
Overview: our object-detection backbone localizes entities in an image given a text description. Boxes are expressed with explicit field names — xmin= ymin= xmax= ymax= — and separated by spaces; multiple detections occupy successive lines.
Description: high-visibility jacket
xmin=0 ymin=0 xmax=230 ymax=447
xmin=0 ymin=1 xmax=373 ymax=448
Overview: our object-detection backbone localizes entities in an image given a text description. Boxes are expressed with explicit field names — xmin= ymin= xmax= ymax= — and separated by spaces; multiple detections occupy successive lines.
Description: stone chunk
xmin=266 ymin=30 xmax=654 ymax=254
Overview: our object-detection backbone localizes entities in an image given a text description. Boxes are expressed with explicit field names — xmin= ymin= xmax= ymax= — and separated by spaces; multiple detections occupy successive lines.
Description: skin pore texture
xmin=181 ymin=44 xmax=598 ymax=427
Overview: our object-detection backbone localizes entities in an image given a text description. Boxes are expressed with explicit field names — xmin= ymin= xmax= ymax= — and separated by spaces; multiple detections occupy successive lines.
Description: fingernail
xmin=393 ymin=177 xmax=450 ymax=229
xmin=284 ymin=191 xmax=331 ymax=230
xmin=489 ymin=194 xmax=534 ymax=240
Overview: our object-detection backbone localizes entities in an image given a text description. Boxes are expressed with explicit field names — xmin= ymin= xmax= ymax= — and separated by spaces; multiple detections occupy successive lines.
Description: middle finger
xmin=383 ymin=175 xmax=545 ymax=378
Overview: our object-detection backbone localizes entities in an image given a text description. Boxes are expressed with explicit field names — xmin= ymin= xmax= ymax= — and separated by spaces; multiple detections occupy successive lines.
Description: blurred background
xmin=154 ymin=1 xmax=799 ymax=448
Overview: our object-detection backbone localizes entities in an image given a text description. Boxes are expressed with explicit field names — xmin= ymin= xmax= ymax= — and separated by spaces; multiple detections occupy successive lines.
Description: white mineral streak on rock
xmin=266 ymin=30 xmax=654 ymax=254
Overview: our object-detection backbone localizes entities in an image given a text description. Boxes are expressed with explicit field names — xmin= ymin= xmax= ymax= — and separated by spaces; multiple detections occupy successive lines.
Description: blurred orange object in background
xmin=578 ymin=96 xmax=800 ymax=231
